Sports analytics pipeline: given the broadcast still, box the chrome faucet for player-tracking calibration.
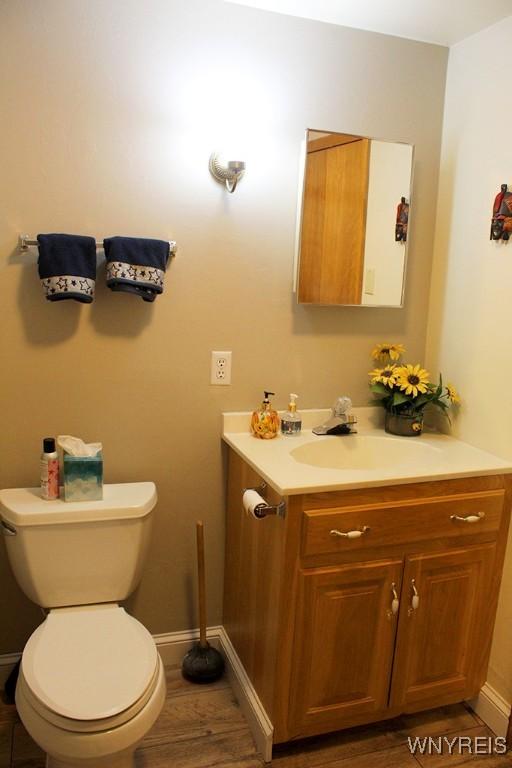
[313,396,357,435]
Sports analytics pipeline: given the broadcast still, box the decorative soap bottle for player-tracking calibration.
[251,391,280,439]
[281,393,302,436]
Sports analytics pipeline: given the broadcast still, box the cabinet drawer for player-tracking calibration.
[302,490,505,558]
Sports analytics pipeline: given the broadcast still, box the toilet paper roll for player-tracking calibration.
[242,489,266,519]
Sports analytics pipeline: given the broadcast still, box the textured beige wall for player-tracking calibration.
[0,0,447,654]
[426,15,512,704]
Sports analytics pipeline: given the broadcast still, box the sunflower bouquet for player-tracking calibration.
[368,343,460,436]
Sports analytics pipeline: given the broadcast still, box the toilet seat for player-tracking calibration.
[21,604,158,731]
[18,657,163,734]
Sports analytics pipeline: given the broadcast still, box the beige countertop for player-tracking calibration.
[222,408,512,496]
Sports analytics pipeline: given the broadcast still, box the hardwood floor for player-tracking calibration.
[0,666,510,768]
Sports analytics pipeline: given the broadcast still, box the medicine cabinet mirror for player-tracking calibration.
[295,129,413,307]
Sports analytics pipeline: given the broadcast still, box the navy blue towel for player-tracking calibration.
[103,237,170,303]
[37,234,96,303]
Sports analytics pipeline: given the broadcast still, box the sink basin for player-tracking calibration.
[223,408,512,494]
[290,435,442,471]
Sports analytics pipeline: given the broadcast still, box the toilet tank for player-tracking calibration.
[0,482,157,608]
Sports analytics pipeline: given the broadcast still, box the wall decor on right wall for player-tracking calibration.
[490,183,512,241]
[395,196,409,242]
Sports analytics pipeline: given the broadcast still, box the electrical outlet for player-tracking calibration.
[210,351,232,385]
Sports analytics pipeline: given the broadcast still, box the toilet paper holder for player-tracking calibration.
[243,483,286,519]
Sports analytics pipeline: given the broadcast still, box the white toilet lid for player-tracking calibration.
[21,605,158,721]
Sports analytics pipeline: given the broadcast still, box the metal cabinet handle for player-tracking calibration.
[391,582,400,614]
[386,582,400,620]
[450,512,485,523]
[330,526,370,539]
[408,578,419,615]
[1,519,17,536]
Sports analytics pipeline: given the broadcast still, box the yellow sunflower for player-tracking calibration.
[396,364,430,398]
[368,365,398,388]
[446,383,461,404]
[371,342,405,362]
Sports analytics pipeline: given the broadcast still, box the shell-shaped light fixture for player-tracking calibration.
[209,153,246,193]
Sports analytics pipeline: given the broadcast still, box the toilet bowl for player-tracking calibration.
[0,482,166,768]
[15,605,166,768]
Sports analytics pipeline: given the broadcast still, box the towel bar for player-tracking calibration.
[19,234,178,257]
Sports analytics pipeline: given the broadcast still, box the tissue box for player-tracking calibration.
[63,452,103,501]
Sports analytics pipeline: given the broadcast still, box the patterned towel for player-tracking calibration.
[37,234,96,303]
[103,237,170,302]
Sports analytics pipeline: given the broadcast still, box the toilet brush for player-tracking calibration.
[182,521,225,683]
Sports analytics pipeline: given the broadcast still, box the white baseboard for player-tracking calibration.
[152,625,223,666]
[217,627,273,762]
[468,683,511,738]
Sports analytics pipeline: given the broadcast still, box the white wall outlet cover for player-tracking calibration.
[211,351,232,385]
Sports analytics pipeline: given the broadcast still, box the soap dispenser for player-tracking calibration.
[281,393,302,436]
[251,391,280,439]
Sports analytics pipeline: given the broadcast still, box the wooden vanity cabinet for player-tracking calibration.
[223,450,511,745]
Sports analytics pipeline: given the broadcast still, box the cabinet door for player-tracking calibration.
[390,544,497,710]
[289,559,402,736]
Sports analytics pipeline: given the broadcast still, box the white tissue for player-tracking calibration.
[242,489,266,519]
[57,435,102,457]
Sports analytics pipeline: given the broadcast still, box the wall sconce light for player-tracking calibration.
[209,153,246,193]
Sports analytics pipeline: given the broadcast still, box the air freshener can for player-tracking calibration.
[41,437,60,500]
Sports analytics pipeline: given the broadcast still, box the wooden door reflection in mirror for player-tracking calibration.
[296,130,413,307]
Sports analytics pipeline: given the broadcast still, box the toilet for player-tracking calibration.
[0,482,166,768]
